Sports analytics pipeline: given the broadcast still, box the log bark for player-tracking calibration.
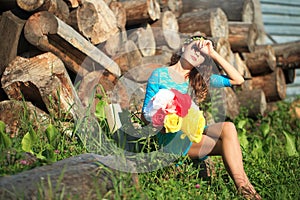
[223,87,240,119]
[233,53,252,90]
[0,11,26,76]
[228,22,258,52]
[120,0,160,26]
[24,11,121,77]
[16,0,45,11]
[17,0,70,22]
[252,67,287,102]
[97,2,126,57]
[124,51,171,83]
[63,0,79,8]
[0,100,49,136]
[213,37,232,64]
[128,24,156,56]
[109,0,127,30]
[178,8,228,39]
[77,70,116,115]
[158,0,183,17]
[237,89,267,118]
[255,41,300,69]
[151,10,181,50]
[117,39,143,74]
[243,45,276,76]
[68,0,119,45]
[182,0,255,23]
[1,52,83,119]
[101,29,127,57]
[0,153,139,200]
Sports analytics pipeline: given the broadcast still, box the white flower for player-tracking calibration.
[144,89,175,121]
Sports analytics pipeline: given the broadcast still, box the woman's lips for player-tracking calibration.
[191,55,197,61]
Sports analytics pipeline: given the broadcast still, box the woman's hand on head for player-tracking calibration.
[195,39,215,56]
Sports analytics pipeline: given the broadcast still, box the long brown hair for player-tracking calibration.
[169,35,213,104]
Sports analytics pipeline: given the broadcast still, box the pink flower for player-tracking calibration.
[152,108,166,127]
[19,160,29,165]
[195,183,200,189]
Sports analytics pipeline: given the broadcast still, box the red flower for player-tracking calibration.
[170,89,192,117]
[152,108,166,127]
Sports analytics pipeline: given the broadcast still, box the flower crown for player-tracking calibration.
[183,36,206,45]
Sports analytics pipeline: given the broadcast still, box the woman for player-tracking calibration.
[142,35,262,199]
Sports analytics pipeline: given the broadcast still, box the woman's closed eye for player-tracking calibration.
[191,44,201,56]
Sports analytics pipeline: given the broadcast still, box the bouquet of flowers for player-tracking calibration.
[144,88,206,143]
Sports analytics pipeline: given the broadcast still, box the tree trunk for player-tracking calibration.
[128,24,156,57]
[101,29,127,57]
[24,11,121,77]
[237,89,267,118]
[109,1,127,30]
[77,70,115,114]
[213,37,232,64]
[228,21,258,52]
[17,0,70,22]
[233,53,253,90]
[182,0,255,23]
[252,67,287,102]
[120,0,160,26]
[124,51,171,83]
[121,40,143,73]
[223,87,240,119]
[0,153,138,200]
[178,8,228,38]
[151,10,181,50]
[255,41,300,69]
[0,100,49,136]
[0,11,26,76]
[1,52,83,119]
[243,45,276,76]
[68,0,119,45]
[158,0,183,17]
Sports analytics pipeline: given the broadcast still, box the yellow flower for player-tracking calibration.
[181,108,206,143]
[164,114,183,133]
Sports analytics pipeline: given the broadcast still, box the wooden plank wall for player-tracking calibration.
[260,0,300,98]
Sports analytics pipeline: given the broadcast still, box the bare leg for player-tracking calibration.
[188,122,261,199]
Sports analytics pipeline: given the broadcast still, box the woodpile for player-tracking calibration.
[1,0,300,198]
[0,0,300,127]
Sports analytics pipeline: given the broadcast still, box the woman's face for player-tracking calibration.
[181,41,206,68]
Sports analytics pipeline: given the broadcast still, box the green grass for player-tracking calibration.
[0,98,299,200]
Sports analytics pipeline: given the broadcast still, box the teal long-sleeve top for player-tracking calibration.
[142,67,231,156]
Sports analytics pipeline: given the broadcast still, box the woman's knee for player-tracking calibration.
[222,122,238,138]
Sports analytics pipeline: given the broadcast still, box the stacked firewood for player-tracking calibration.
[0,0,300,133]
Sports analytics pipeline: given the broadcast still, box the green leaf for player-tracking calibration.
[237,119,247,129]
[36,151,46,160]
[21,132,35,154]
[283,131,299,157]
[251,140,263,159]
[95,100,107,120]
[46,124,59,145]
[238,132,249,150]
[0,120,5,133]
[260,122,270,137]
[0,121,12,148]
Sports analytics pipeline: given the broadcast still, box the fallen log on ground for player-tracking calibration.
[0,153,139,200]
